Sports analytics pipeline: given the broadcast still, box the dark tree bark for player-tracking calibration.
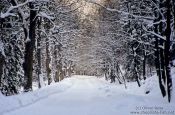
[54,45,59,82]
[159,0,166,85]
[59,60,64,81]
[132,47,141,87]
[153,0,166,97]
[143,50,146,80]
[0,53,5,87]
[165,0,173,102]
[155,38,166,97]
[37,17,42,88]
[153,0,173,102]
[114,63,122,84]
[0,19,4,88]
[54,43,60,82]
[115,73,122,84]
[46,36,52,85]
[23,2,37,92]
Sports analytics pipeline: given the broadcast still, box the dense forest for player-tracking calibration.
[0,0,175,103]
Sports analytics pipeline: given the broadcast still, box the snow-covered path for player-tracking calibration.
[2,75,175,115]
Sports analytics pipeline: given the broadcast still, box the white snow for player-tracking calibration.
[0,74,175,115]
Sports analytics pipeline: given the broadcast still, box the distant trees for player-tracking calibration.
[86,0,174,102]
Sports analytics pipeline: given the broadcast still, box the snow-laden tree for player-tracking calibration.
[0,0,81,94]
[150,0,174,102]
[0,0,26,95]
[85,0,174,102]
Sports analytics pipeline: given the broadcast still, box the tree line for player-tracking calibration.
[87,0,174,102]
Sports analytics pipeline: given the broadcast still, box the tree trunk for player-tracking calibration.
[155,38,166,97]
[37,17,42,88]
[58,61,64,81]
[23,2,37,92]
[46,37,52,85]
[165,0,172,102]
[159,1,166,85]
[117,64,127,89]
[143,51,146,80]
[54,46,60,82]
[0,54,5,87]
[132,47,141,87]
[153,0,166,97]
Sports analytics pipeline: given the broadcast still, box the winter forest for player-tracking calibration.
[0,0,175,115]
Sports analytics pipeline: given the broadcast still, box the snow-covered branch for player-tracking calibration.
[143,25,166,40]
[85,0,154,20]
[0,0,33,18]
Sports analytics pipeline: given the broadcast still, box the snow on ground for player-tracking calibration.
[0,74,175,115]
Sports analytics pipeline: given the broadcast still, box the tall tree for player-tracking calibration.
[23,2,37,91]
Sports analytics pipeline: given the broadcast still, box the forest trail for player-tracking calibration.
[3,75,175,115]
